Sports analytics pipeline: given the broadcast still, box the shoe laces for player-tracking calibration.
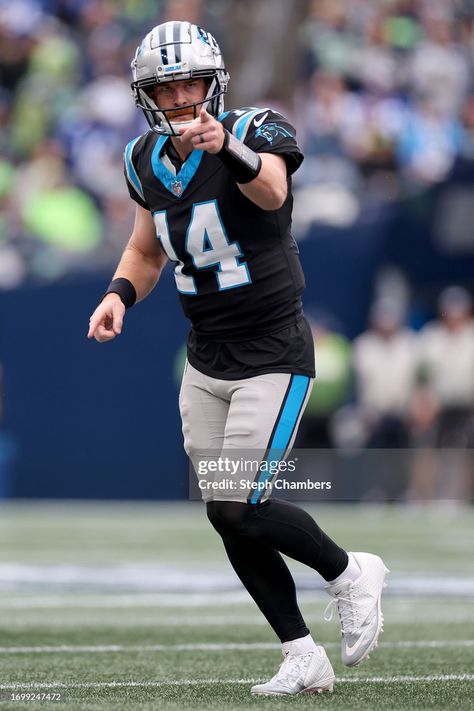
[274,651,312,687]
[324,588,360,634]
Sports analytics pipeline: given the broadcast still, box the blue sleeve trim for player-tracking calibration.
[233,108,270,142]
[124,136,146,202]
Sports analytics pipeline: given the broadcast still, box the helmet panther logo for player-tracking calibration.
[197,26,218,51]
[254,123,292,144]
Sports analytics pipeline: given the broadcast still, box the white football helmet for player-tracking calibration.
[131,21,229,136]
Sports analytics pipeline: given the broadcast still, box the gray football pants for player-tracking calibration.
[179,361,313,503]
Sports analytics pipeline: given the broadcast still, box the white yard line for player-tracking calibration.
[4,611,474,627]
[0,675,473,690]
[1,590,474,610]
[0,593,252,608]
[1,564,474,597]
[0,641,472,654]
[0,590,250,610]
[338,675,474,683]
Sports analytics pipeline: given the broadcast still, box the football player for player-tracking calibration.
[88,21,389,695]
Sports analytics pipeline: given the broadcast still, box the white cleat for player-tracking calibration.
[324,551,389,667]
[250,645,335,696]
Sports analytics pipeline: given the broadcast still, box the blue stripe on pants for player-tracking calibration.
[250,375,310,504]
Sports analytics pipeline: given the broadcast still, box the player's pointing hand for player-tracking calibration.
[199,107,212,124]
[179,107,225,154]
[87,293,125,342]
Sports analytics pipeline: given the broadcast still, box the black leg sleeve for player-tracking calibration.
[220,531,309,643]
[253,499,348,581]
[209,499,348,582]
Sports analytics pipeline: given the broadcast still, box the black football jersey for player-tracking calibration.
[124,107,315,379]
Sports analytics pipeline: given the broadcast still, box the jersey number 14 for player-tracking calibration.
[153,200,251,294]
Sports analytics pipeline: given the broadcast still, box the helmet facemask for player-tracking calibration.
[131,22,229,136]
[133,75,226,137]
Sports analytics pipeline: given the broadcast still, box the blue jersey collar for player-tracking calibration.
[151,135,204,198]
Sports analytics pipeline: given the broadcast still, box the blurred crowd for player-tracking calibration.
[1,0,474,283]
[294,0,474,226]
[297,285,474,502]
[0,0,165,286]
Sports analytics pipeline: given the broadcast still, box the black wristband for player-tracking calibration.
[216,129,262,184]
[102,278,137,309]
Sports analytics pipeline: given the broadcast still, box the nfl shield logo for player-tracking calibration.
[171,180,183,197]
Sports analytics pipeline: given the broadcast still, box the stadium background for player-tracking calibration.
[1,0,474,499]
[0,1,473,708]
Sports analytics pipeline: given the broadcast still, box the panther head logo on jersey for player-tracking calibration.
[255,123,293,144]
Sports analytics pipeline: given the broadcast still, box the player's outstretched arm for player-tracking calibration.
[87,205,168,343]
[180,108,287,211]
[235,152,287,211]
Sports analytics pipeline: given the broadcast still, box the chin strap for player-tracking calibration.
[166,119,193,137]
[162,95,213,136]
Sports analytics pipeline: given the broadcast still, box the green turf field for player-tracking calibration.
[0,502,472,710]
